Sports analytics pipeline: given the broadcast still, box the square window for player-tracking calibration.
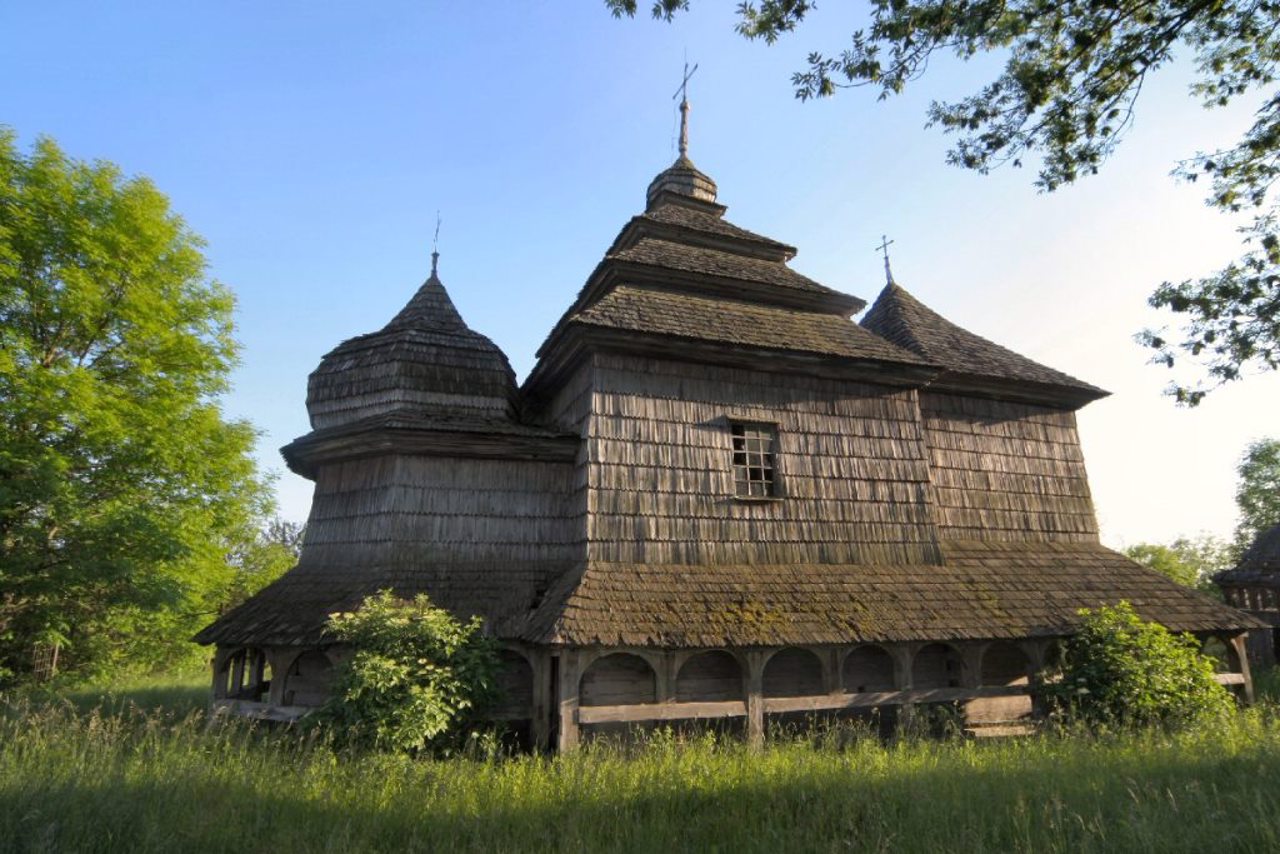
[730,422,778,498]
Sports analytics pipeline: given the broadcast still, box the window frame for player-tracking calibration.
[728,420,782,500]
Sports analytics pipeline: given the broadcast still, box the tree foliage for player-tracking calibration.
[1124,534,1234,593]
[1235,437,1280,549]
[607,0,1280,404]
[312,591,500,754]
[0,130,273,683]
[1048,601,1233,729]
[223,518,304,614]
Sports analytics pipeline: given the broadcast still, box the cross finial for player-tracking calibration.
[673,60,698,159]
[431,211,441,277]
[876,234,896,285]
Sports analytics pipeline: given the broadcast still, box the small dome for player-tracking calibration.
[646,156,718,209]
[305,265,517,431]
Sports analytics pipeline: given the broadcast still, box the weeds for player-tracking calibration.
[2,679,1280,853]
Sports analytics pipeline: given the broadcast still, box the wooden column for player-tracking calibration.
[210,648,230,700]
[266,647,301,707]
[1230,633,1255,704]
[230,651,246,697]
[557,649,581,753]
[530,650,553,752]
[960,644,983,690]
[745,649,767,748]
[821,647,841,695]
[656,651,677,703]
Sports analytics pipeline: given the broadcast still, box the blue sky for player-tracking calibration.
[4,1,1277,546]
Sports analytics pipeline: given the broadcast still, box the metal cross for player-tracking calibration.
[876,234,896,285]
[673,61,698,158]
[431,211,442,276]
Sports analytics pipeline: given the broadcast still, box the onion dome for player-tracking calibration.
[305,253,517,430]
[646,155,719,209]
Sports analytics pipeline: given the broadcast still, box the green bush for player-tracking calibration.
[310,590,500,754]
[1049,601,1233,729]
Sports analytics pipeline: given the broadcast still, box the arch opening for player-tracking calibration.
[980,642,1030,687]
[912,643,962,690]
[676,651,743,702]
[283,650,333,707]
[218,647,271,702]
[763,648,824,698]
[842,645,896,694]
[580,653,657,707]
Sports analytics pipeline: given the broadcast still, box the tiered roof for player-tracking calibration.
[1217,523,1280,587]
[198,147,1254,653]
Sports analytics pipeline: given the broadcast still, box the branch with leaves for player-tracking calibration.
[608,0,1280,404]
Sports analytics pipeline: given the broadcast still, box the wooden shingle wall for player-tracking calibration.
[539,359,596,552]
[920,392,1099,543]
[581,354,942,565]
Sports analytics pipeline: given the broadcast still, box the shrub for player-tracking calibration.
[1048,601,1233,729]
[310,590,500,754]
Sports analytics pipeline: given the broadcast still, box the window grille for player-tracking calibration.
[731,422,777,497]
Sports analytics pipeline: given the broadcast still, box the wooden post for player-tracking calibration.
[656,650,676,703]
[821,647,841,695]
[745,649,766,748]
[892,643,916,732]
[960,644,983,690]
[557,649,581,752]
[531,650,553,752]
[230,650,246,697]
[211,648,230,700]
[1230,633,1255,704]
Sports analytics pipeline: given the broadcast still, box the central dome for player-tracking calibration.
[646,156,718,209]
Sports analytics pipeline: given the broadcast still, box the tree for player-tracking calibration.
[0,130,273,683]
[223,518,304,614]
[1124,535,1233,592]
[1048,601,1233,729]
[608,0,1280,404]
[1235,437,1280,550]
[311,591,500,754]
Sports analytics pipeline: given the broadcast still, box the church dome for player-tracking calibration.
[645,156,718,209]
[305,254,517,430]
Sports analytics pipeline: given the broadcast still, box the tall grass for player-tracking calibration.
[3,684,1280,853]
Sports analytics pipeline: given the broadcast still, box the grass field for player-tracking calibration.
[3,676,1280,853]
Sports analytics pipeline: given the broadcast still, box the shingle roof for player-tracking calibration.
[305,270,518,431]
[635,200,795,259]
[571,286,929,365]
[194,558,567,648]
[1217,523,1280,586]
[517,540,1256,648]
[861,282,1106,400]
[610,237,834,296]
[197,540,1255,649]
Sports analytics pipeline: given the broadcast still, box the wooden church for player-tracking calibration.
[198,102,1256,747]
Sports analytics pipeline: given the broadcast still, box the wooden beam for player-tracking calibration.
[763,685,1029,714]
[1213,672,1248,686]
[578,700,746,724]
[573,685,1036,725]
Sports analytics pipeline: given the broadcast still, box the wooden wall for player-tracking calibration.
[919,392,1099,543]
[304,455,578,566]
[579,354,941,565]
